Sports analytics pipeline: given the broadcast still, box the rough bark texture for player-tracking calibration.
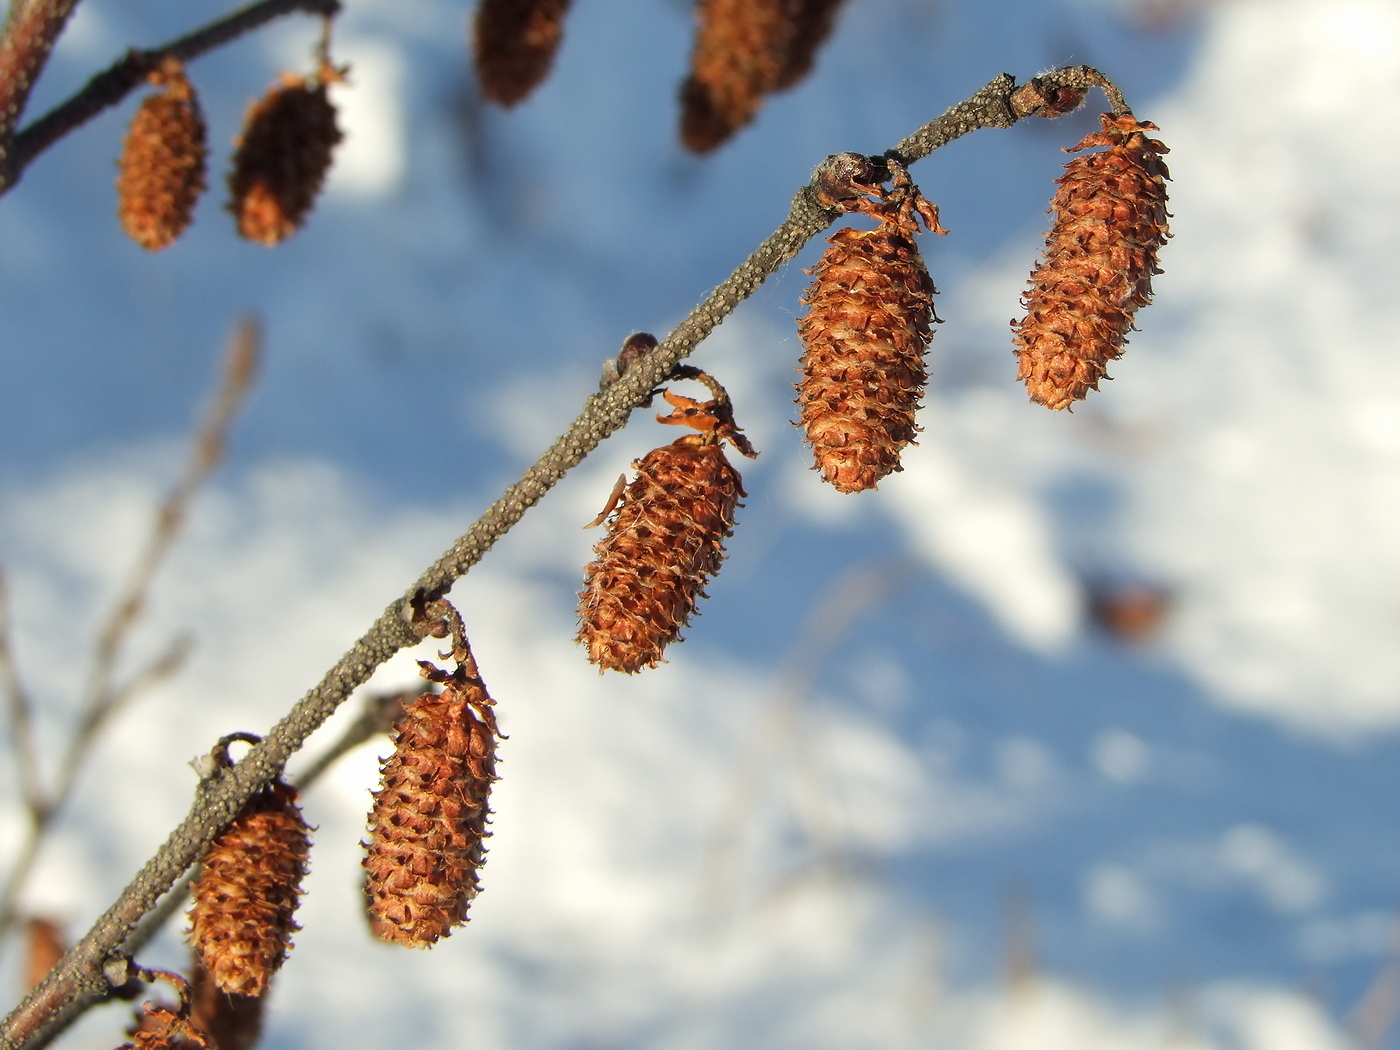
[473,0,572,107]
[578,436,745,672]
[1012,112,1170,409]
[363,654,499,947]
[227,70,341,245]
[187,780,309,997]
[116,58,207,250]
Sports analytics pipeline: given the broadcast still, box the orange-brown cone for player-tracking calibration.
[363,650,499,947]
[22,917,65,992]
[773,0,848,90]
[116,57,207,251]
[227,69,343,246]
[796,191,941,493]
[1012,113,1170,409]
[186,960,263,1050]
[680,0,793,152]
[187,779,309,997]
[579,433,747,673]
[473,0,572,107]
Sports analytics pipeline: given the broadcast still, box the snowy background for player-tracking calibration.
[3,0,1400,1047]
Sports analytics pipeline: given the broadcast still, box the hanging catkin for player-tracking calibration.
[227,65,343,246]
[1012,113,1170,409]
[186,961,262,1050]
[187,778,309,996]
[578,375,758,673]
[473,0,572,107]
[796,166,944,493]
[363,627,499,947]
[116,57,207,251]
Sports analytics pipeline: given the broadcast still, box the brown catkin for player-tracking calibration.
[1012,113,1170,410]
[680,0,793,152]
[227,69,343,246]
[773,0,848,90]
[473,0,572,107]
[363,652,499,947]
[578,434,746,672]
[796,193,940,493]
[187,961,263,1050]
[187,779,309,997]
[116,57,207,251]
[23,917,65,992]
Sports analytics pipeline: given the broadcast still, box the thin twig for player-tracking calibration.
[0,322,258,950]
[0,68,1127,1050]
[0,0,341,193]
[0,568,43,820]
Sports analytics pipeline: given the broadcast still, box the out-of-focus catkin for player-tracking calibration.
[363,635,499,947]
[187,778,309,997]
[578,378,758,672]
[796,168,943,493]
[473,0,572,107]
[227,65,343,246]
[1012,113,1170,410]
[116,57,207,251]
[680,0,847,152]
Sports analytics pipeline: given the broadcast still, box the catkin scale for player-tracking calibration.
[1012,113,1170,409]
[363,655,499,947]
[578,434,746,673]
[796,196,939,493]
[122,1002,210,1050]
[116,58,207,251]
[473,0,572,107]
[187,780,309,997]
[227,70,342,245]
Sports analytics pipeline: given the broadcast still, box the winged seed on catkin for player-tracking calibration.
[116,57,207,251]
[362,651,499,947]
[187,779,309,997]
[795,175,943,493]
[1012,112,1170,410]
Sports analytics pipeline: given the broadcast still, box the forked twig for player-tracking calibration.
[0,67,1129,1050]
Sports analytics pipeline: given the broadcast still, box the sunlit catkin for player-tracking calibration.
[187,779,309,996]
[473,0,572,107]
[578,379,757,672]
[1012,113,1170,409]
[796,170,943,493]
[363,643,499,947]
[116,57,207,251]
[227,66,343,245]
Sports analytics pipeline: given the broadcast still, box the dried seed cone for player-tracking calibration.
[579,437,745,672]
[1012,113,1170,410]
[680,0,793,152]
[187,780,309,997]
[227,71,342,245]
[187,962,263,1050]
[363,658,499,947]
[116,58,207,251]
[796,215,937,493]
[473,0,572,107]
[773,0,848,90]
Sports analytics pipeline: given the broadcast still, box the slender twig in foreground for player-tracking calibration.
[0,0,341,193]
[0,67,1126,1050]
[0,569,43,819]
[0,321,259,949]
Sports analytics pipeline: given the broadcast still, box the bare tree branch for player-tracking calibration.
[0,67,1126,1050]
[0,0,341,194]
[0,0,83,181]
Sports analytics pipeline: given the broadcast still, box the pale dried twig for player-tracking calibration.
[0,569,43,820]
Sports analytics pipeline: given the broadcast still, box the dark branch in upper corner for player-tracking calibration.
[0,66,1129,1050]
[0,0,340,195]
